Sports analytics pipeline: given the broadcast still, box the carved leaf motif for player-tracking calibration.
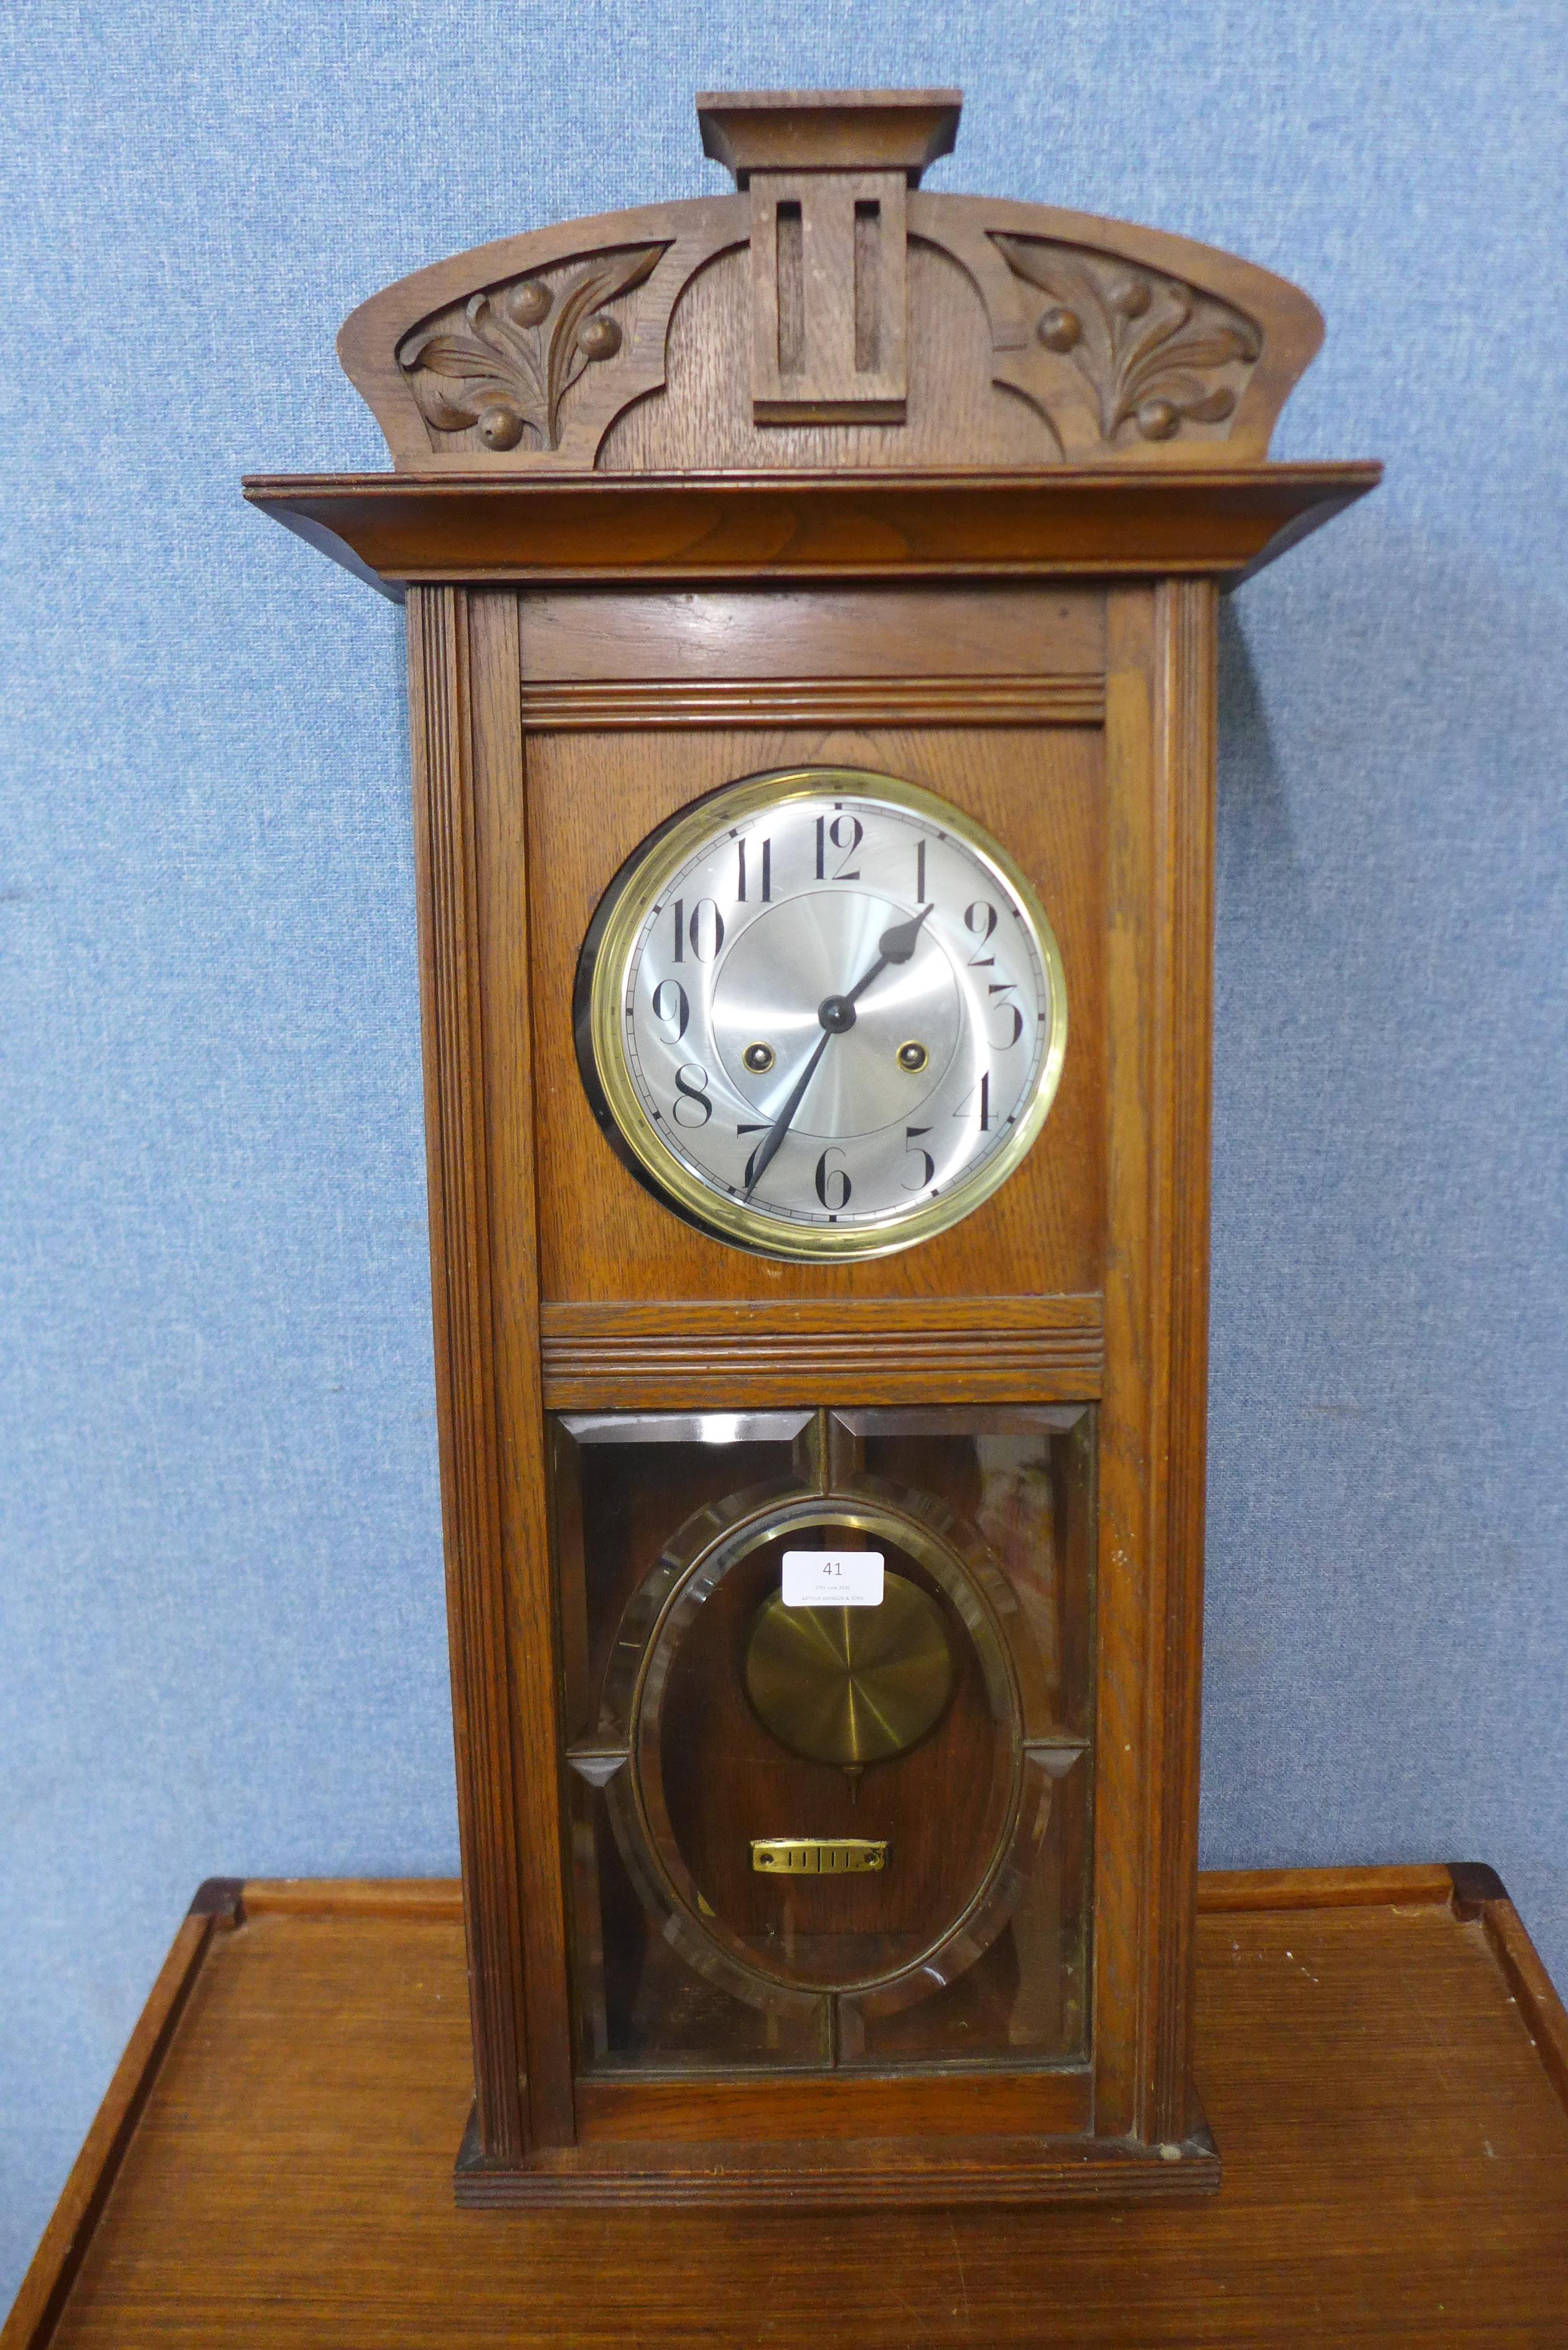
[418,380,515,431]
[399,243,664,453]
[411,335,505,376]
[1176,385,1240,423]
[1132,329,1257,377]
[994,236,1261,447]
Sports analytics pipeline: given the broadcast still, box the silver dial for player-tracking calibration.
[578,769,1068,1260]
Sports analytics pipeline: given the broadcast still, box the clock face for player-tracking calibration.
[576,768,1068,1260]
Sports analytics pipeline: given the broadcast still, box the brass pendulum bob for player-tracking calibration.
[744,1571,954,1769]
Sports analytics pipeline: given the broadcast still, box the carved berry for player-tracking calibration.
[477,405,525,450]
[1134,396,1181,441]
[576,314,622,360]
[506,281,551,327]
[1113,279,1152,318]
[1037,305,1082,352]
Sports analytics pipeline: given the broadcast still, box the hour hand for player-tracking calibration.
[844,901,934,1009]
[877,903,934,967]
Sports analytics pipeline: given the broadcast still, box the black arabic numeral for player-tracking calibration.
[903,1125,935,1189]
[815,812,862,881]
[671,897,684,964]
[814,1148,852,1210]
[954,1072,994,1130]
[737,836,772,902]
[673,1065,712,1127]
[988,981,1024,1047]
[965,900,998,966]
[687,897,725,962]
[650,978,689,1041]
[915,838,928,902]
[738,1123,768,1187]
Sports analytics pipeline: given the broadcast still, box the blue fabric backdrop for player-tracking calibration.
[2,0,1564,2300]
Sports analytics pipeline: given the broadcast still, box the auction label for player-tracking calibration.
[782,1550,885,1608]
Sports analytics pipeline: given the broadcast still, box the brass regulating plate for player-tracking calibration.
[751,1838,887,1874]
[744,1571,954,1767]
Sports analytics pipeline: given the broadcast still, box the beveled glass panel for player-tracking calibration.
[836,1406,1095,1739]
[554,1405,1096,2078]
[552,1410,808,1744]
[839,1749,1090,2065]
[567,1766,831,2070]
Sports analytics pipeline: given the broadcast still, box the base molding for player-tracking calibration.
[452,2102,1220,2209]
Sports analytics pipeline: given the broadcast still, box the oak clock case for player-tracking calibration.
[575,767,1069,1259]
[246,85,1377,2207]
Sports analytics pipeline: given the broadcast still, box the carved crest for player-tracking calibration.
[337,91,1323,473]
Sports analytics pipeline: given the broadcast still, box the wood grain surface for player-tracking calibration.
[406,587,530,2160]
[516,675,1108,729]
[9,1866,1568,2349]
[538,1294,1105,1407]
[243,465,1381,599]
[465,589,578,2148]
[516,584,1106,682]
[1150,579,1218,2143]
[1087,583,1217,2149]
[0,1891,236,2350]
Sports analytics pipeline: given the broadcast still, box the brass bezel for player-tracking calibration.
[579,767,1070,1262]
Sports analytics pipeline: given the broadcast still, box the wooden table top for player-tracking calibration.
[7,1864,1568,2348]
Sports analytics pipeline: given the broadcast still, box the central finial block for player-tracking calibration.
[695,89,961,184]
[697,89,961,424]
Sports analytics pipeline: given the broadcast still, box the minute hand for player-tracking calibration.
[742,903,933,1202]
[742,1028,833,1200]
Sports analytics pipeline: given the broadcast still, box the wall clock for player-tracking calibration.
[248,87,1377,2207]
[576,766,1068,1257]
